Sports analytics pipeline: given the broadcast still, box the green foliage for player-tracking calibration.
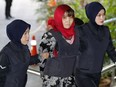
[103,0,116,19]
[68,0,88,22]
[102,0,116,46]
[35,0,116,22]
[35,0,116,59]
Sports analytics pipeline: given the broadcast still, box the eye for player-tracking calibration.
[102,13,105,16]
[62,16,66,19]
[24,30,29,35]
[97,14,101,17]
[69,16,73,19]
[24,32,27,35]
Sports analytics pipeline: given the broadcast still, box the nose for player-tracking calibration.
[26,34,29,40]
[100,16,103,19]
[65,17,71,23]
[66,16,71,20]
[100,15,105,20]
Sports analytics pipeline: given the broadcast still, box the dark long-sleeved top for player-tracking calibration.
[0,41,39,87]
[77,22,116,73]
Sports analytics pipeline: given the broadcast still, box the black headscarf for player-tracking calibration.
[6,19,31,47]
[85,2,106,23]
[85,2,106,41]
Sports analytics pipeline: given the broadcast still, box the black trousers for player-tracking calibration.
[5,0,13,18]
[75,70,101,87]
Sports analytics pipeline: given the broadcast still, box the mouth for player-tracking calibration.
[101,20,104,23]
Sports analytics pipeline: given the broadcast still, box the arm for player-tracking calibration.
[106,32,116,63]
[0,52,10,86]
[39,32,56,60]
[38,31,56,71]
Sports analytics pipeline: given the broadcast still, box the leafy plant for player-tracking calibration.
[35,0,116,62]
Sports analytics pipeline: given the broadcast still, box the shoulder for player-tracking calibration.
[103,25,109,30]
[102,25,110,33]
[0,43,11,54]
[0,51,9,63]
[75,23,88,29]
[75,23,89,37]
[0,43,10,65]
[0,42,18,58]
[76,23,88,32]
[80,23,89,29]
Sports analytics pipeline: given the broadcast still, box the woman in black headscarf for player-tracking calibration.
[75,2,116,87]
[0,19,37,87]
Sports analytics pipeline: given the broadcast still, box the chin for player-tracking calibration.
[22,43,28,45]
[98,23,103,26]
[65,27,70,29]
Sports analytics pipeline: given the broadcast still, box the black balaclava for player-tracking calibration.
[6,19,31,47]
[85,2,106,24]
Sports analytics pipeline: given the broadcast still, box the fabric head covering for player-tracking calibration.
[47,17,55,29]
[85,2,106,23]
[54,4,75,39]
[6,19,31,46]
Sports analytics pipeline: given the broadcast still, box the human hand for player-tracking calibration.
[41,52,49,59]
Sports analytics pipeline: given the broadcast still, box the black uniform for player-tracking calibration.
[75,22,116,87]
[0,19,40,87]
[75,2,116,87]
[0,42,30,87]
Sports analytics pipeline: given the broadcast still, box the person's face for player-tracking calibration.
[95,9,105,25]
[21,28,30,45]
[62,12,74,29]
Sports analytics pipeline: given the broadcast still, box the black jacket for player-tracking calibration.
[0,42,39,87]
[76,22,116,73]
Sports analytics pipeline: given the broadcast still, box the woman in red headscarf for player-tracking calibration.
[38,4,79,87]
